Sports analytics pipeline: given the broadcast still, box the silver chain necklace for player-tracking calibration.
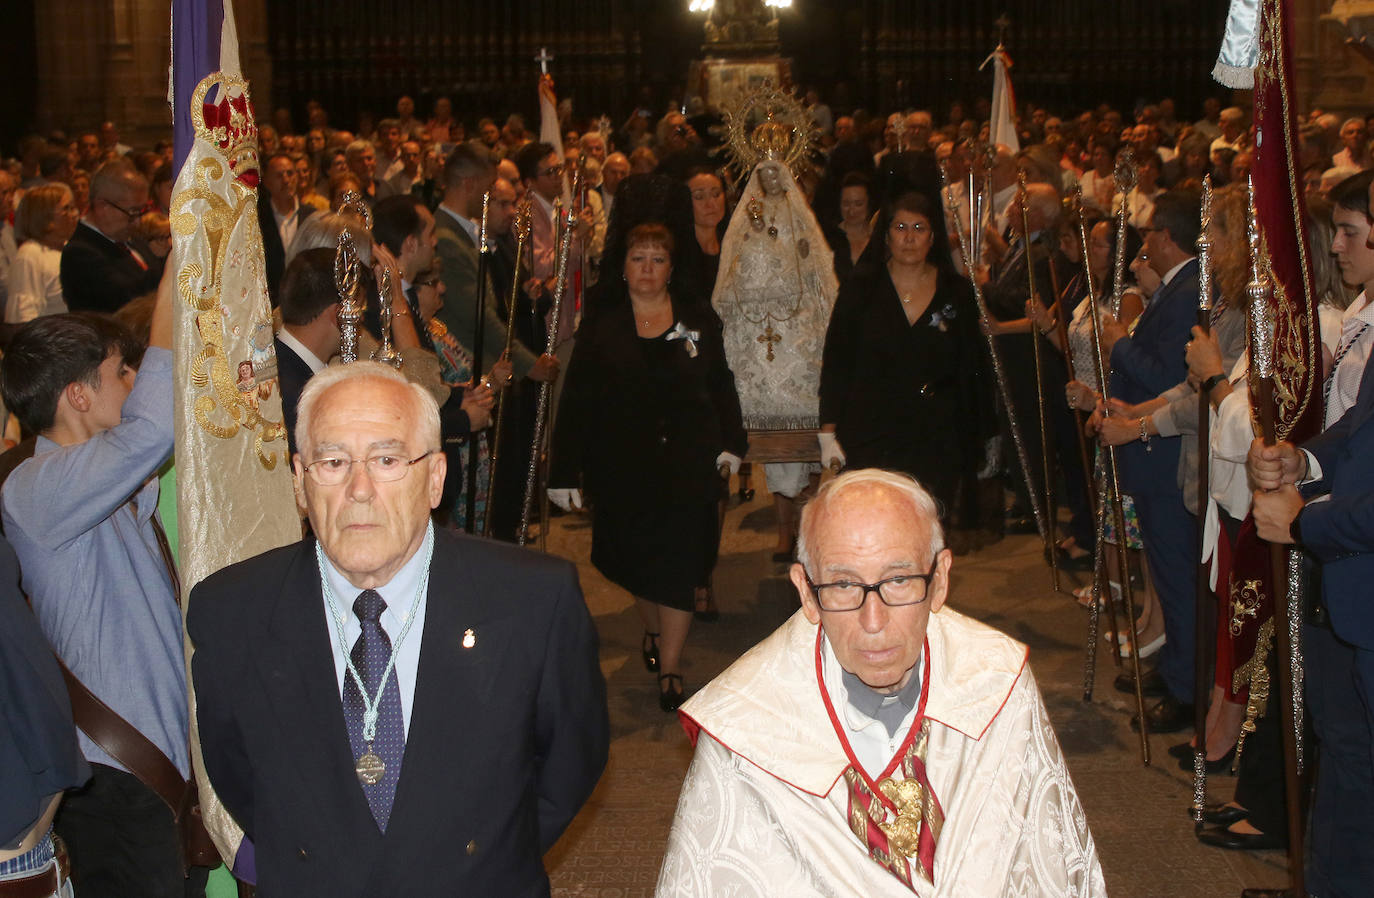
[317,522,434,784]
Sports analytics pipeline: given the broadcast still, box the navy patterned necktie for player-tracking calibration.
[342,588,406,830]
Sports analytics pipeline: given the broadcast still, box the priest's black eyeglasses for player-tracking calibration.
[802,557,940,612]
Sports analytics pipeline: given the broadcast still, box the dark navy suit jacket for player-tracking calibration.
[0,534,90,846]
[272,336,314,458]
[1301,354,1374,649]
[257,196,315,303]
[60,222,160,314]
[188,530,609,897]
[1109,258,1199,495]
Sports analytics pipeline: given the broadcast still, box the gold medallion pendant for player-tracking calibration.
[356,747,386,786]
[877,776,925,858]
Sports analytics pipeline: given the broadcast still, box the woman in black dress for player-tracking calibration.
[681,167,755,509]
[683,166,727,292]
[823,170,875,284]
[819,191,990,522]
[550,223,747,712]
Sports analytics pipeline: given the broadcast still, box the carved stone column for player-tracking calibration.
[33,0,272,147]
[1294,0,1372,116]
[236,0,274,124]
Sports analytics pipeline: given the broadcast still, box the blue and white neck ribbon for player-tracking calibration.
[666,321,701,358]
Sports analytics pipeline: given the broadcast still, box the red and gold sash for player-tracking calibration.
[816,630,944,890]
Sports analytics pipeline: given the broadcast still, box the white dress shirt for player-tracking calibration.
[319,522,433,740]
[272,197,303,253]
[820,634,921,780]
[5,240,67,323]
[1077,170,1115,213]
[1323,291,1374,429]
[1125,186,1162,230]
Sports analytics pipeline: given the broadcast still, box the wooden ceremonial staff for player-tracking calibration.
[465,191,491,534]
[518,161,583,548]
[1244,176,1306,897]
[1191,175,1214,826]
[1017,170,1060,592]
[483,199,533,537]
[1075,185,1150,764]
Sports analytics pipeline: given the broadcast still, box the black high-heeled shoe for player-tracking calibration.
[1175,743,1237,775]
[642,632,660,673]
[659,673,685,712]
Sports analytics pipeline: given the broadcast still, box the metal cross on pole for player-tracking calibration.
[535,46,554,75]
[994,13,1011,46]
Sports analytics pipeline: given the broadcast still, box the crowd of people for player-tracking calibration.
[2,81,1372,897]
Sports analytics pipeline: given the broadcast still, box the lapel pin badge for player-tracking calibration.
[462,628,476,649]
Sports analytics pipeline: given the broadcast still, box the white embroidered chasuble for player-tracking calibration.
[655,608,1106,897]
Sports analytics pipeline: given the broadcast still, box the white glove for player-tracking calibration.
[977,435,1002,481]
[817,432,845,472]
[547,488,583,512]
[715,451,742,477]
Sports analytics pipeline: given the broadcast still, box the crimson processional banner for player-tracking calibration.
[1215,0,1320,749]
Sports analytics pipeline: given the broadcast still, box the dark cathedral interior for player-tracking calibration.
[3,2,1374,897]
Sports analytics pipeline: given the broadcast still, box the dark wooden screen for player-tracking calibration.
[266,0,1235,130]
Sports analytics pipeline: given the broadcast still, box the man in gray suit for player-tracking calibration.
[432,144,558,387]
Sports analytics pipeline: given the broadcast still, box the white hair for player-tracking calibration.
[796,469,945,575]
[345,139,375,161]
[285,211,372,268]
[294,361,439,457]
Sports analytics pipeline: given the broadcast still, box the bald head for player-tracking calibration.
[88,158,149,241]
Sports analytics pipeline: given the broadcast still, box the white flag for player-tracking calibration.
[981,46,1020,154]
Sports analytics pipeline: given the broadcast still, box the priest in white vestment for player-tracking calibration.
[656,469,1105,897]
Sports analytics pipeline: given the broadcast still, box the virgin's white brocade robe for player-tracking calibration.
[655,608,1106,897]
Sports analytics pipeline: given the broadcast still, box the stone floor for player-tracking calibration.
[540,490,1291,897]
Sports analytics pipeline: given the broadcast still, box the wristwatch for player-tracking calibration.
[1201,372,1227,394]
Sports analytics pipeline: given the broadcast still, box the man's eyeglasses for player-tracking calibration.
[803,557,941,612]
[413,274,441,288]
[301,450,438,485]
[101,198,153,221]
[539,164,565,178]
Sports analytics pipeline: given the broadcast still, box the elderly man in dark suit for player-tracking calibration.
[257,153,316,302]
[188,361,608,896]
[60,158,160,313]
[1096,188,1202,733]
